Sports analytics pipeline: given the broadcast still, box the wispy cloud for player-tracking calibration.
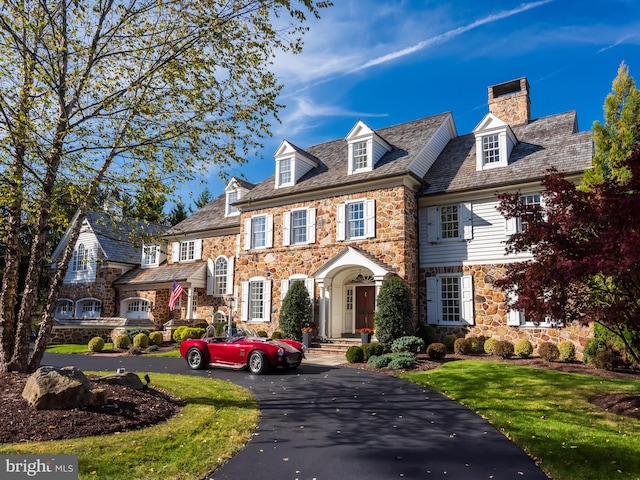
[597,34,638,53]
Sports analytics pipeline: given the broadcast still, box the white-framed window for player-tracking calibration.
[243,214,273,250]
[283,208,316,246]
[226,190,239,216]
[124,299,151,319]
[346,288,353,310]
[280,276,315,304]
[426,274,473,325]
[142,244,159,267]
[336,199,375,241]
[172,239,202,263]
[482,134,500,165]
[504,194,543,235]
[353,141,368,171]
[191,292,198,315]
[213,310,227,323]
[206,256,234,296]
[506,287,558,328]
[241,277,272,323]
[426,203,473,242]
[56,299,73,318]
[278,157,292,186]
[72,243,88,271]
[77,299,102,318]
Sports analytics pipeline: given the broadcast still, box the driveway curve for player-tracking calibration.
[43,353,548,480]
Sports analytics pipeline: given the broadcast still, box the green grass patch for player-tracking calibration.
[401,360,640,480]
[147,349,181,358]
[0,373,259,480]
[46,343,114,354]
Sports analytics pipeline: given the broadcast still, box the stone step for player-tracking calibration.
[306,337,365,356]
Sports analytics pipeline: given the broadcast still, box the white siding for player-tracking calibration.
[64,229,99,284]
[408,117,455,178]
[372,138,389,166]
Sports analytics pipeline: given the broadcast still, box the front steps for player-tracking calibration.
[306,337,366,356]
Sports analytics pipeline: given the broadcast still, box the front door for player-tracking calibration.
[355,286,375,331]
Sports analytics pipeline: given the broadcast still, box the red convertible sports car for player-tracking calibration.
[179,328,306,374]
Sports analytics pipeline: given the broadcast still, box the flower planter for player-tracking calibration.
[360,333,371,344]
[303,331,313,348]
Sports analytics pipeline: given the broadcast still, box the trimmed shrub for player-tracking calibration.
[426,342,447,360]
[443,335,457,352]
[88,337,105,352]
[391,336,425,354]
[538,342,560,362]
[484,337,498,355]
[271,331,283,339]
[493,340,514,359]
[182,328,205,340]
[593,350,615,371]
[583,337,607,364]
[367,354,392,369]
[467,337,481,354]
[415,323,435,348]
[114,334,131,349]
[453,338,472,355]
[124,328,150,341]
[346,345,364,363]
[362,342,384,361]
[280,280,313,342]
[374,276,414,350]
[133,333,149,348]
[148,331,164,346]
[388,352,417,370]
[172,326,189,343]
[558,341,576,362]
[514,339,533,358]
[147,344,159,352]
[257,330,268,338]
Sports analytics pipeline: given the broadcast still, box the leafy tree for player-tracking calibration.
[583,62,640,188]
[0,0,329,373]
[374,276,414,350]
[497,144,640,365]
[279,280,313,342]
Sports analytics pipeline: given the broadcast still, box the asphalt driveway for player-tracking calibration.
[43,353,549,480]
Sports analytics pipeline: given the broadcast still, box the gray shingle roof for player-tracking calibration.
[113,261,206,285]
[422,111,592,195]
[86,211,170,264]
[166,193,240,237]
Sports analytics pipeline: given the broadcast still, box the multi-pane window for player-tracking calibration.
[291,210,307,244]
[251,216,267,249]
[80,300,101,317]
[346,288,353,310]
[214,257,228,295]
[279,158,292,185]
[73,244,88,271]
[227,190,239,216]
[192,292,198,315]
[519,194,542,231]
[180,240,196,261]
[440,205,459,239]
[143,245,158,266]
[482,134,500,164]
[127,300,150,313]
[347,201,365,239]
[353,141,368,170]
[249,281,264,321]
[440,276,461,322]
[56,300,73,317]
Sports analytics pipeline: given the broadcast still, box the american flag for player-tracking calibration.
[168,280,184,311]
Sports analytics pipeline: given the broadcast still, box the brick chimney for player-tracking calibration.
[488,77,530,126]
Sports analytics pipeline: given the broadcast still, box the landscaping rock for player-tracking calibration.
[94,372,145,390]
[21,366,107,410]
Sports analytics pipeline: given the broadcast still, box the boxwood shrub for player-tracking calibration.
[346,345,364,363]
[558,341,576,362]
[133,333,149,348]
[493,340,514,359]
[148,331,164,346]
[362,342,384,361]
[453,338,472,355]
[114,333,131,349]
[484,337,498,355]
[88,337,105,352]
[538,342,560,362]
[514,339,533,358]
[426,342,447,360]
[443,334,457,352]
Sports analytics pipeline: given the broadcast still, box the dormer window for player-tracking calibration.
[225,177,251,217]
[142,244,159,268]
[278,157,293,186]
[345,120,391,175]
[273,141,318,189]
[482,134,500,164]
[226,190,239,216]
[472,113,517,171]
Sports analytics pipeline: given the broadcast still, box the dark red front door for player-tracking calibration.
[355,286,375,330]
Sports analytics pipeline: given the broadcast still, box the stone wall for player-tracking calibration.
[58,263,125,317]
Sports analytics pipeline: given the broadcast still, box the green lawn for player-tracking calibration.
[0,373,259,480]
[402,360,640,480]
[46,343,114,354]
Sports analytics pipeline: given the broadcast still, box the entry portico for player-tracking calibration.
[313,246,395,339]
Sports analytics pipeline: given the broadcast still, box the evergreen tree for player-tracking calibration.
[192,188,213,211]
[166,201,188,226]
[374,276,414,350]
[279,280,312,342]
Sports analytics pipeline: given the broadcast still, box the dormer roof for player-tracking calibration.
[273,140,320,188]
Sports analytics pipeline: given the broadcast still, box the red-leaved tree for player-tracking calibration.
[497,146,640,366]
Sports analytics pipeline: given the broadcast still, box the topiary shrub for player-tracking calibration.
[388,352,417,370]
[538,342,560,362]
[514,339,533,358]
[148,331,164,346]
[484,337,498,355]
[181,327,205,340]
[443,334,457,352]
[346,345,364,363]
[271,331,283,339]
[467,337,481,354]
[493,340,514,359]
[374,276,414,350]
[114,333,131,349]
[367,354,392,369]
[593,350,615,371]
[257,330,268,338]
[453,338,472,355]
[415,323,435,348]
[133,333,149,348]
[362,342,384,361]
[583,337,607,364]
[172,326,189,343]
[391,336,425,354]
[147,344,159,352]
[279,280,313,342]
[558,341,576,362]
[426,342,447,360]
[88,337,105,352]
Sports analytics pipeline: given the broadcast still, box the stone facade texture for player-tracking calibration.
[488,78,531,126]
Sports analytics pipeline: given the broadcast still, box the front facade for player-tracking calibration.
[52,77,595,354]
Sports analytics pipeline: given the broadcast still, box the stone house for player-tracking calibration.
[51,77,594,354]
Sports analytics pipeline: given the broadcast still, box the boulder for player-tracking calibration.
[94,372,145,390]
[22,366,107,410]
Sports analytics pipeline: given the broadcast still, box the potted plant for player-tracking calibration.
[302,325,314,348]
[360,327,374,344]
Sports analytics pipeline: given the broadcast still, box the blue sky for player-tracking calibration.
[182,0,640,206]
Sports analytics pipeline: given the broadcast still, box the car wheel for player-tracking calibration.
[186,347,205,370]
[248,351,269,375]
